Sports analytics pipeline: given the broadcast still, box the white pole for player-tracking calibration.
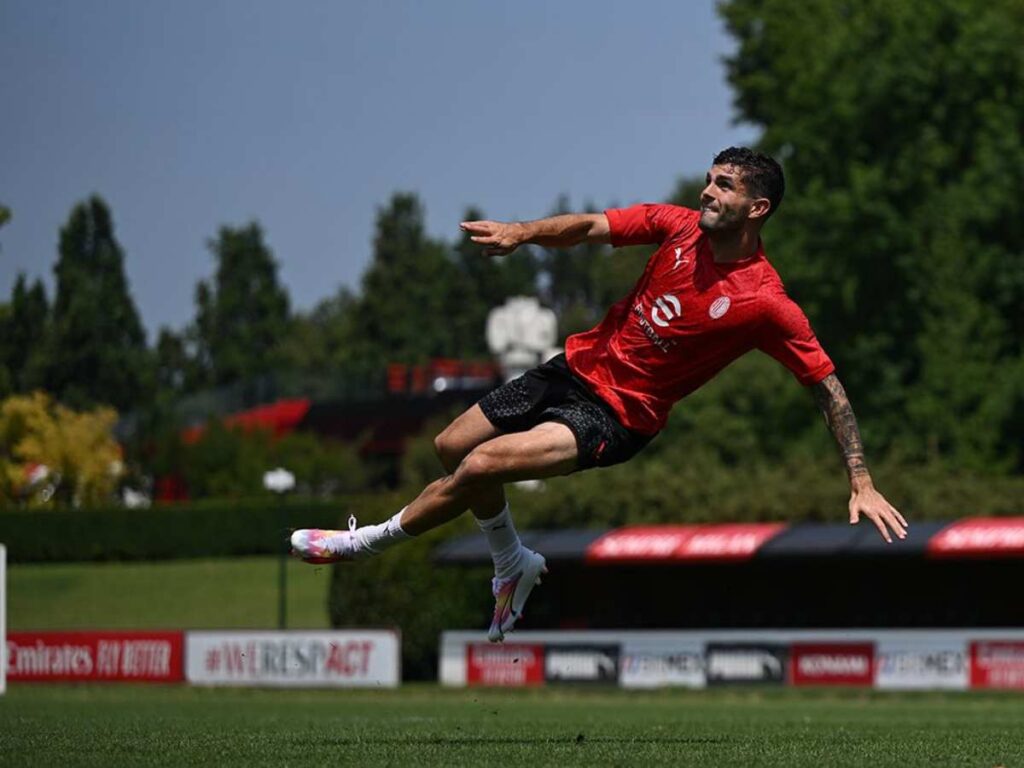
[0,544,6,695]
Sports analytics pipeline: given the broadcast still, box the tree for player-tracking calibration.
[533,196,615,338]
[0,391,122,507]
[0,275,48,395]
[192,222,290,387]
[720,0,1024,467]
[448,205,540,357]
[274,287,360,376]
[348,193,463,367]
[43,196,150,410]
[0,204,10,251]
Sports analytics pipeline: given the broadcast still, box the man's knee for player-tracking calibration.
[433,429,466,474]
[453,446,503,487]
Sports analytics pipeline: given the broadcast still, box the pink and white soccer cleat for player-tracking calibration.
[290,515,362,564]
[488,548,548,643]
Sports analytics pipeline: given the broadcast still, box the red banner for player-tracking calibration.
[790,643,874,686]
[927,517,1024,558]
[7,631,184,683]
[970,641,1024,689]
[586,523,786,563]
[466,643,544,687]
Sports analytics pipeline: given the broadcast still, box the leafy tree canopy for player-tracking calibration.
[721,0,1024,469]
[44,196,150,411]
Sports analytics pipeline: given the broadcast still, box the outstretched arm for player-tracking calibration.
[811,373,908,543]
[460,213,610,256]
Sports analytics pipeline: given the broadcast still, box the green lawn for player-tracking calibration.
[1,685,1022,767]
[6,556,332,630]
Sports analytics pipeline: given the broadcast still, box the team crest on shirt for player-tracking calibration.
[709,296,731,319]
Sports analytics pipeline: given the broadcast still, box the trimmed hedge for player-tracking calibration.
[0,494,406,563]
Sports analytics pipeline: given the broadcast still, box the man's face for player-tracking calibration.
[698,164,756,233]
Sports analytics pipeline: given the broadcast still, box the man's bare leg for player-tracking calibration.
[290,416,577,641]
[432,404,507,522]
[291,402,577,601]
[408,419,577,642]
[400,420,578,535]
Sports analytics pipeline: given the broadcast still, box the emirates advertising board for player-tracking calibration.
[186,631,399,688]
[6,631,184,683]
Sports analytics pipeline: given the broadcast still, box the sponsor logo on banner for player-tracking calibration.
[927,517,1024,558]
[586,524,785,564]
[706,643,787,685]
[683,524,786,560]
[544,645,619,684]
[620,648,705,689]
[186,631,399,687]
[875,640,967,690]
[790,643,873,686]
[7,631,183,683]
[970,641,1024,689]
[467,643,544,687]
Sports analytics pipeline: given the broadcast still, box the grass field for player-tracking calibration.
[6,556,333,630]
[1,685,1022,767]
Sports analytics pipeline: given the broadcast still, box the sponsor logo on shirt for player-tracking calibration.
[632,303,675,353]
[709,296,731,319]
[651,293,681,328]
[671,247,688,271]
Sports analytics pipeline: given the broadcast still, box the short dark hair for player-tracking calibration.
[712,147,785,219]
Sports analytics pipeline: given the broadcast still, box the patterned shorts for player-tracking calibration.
[477,354,655,470]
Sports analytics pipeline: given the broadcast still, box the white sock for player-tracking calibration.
[476,504,524,579]
[354,508,412,555]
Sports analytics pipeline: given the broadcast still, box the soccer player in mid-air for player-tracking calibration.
[291,147,908,642]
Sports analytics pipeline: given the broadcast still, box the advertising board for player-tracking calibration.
[586,524,785,564]
[790,643,874,686]
[874,637,968,690]
[442,630,1024,691]
[619,639,705,689]
[970,641,1024,690]
[705,643,788,686]
[466,642,544,686]
[6,631,183,683]
[544,644,619,684]
[0,546,5,695]
[186,631,399,688]
[927,518,1024,558]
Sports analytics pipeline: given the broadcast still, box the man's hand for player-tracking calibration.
[811,373,909,543]
[460,220,525,256]
[462,213,610,255]
[849,478,908,543]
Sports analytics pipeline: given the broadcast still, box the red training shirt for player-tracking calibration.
[564,204,835,435]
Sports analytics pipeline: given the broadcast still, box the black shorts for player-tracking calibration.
[477,354,655,470]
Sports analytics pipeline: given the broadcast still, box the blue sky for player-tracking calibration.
[0,0,756,336]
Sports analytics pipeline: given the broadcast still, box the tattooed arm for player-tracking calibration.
[811,373,908,543]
